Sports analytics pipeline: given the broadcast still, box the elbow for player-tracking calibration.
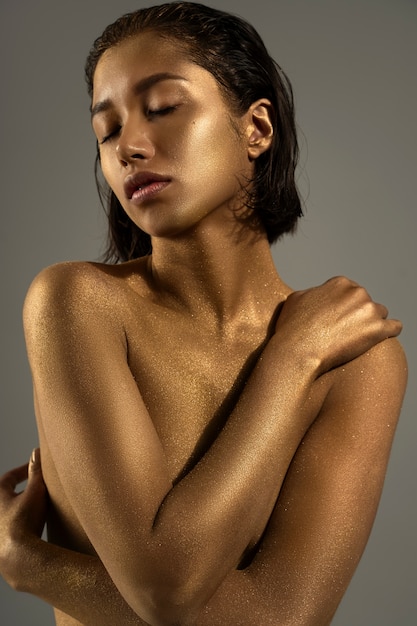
[148,584,205,626]
[118,545,211,625]
[128,575,205,626]
[145,601,200,626]
[102,574,200,626]
[137,596,201,626]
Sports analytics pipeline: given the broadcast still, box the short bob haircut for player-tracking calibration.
[85,1,303,263]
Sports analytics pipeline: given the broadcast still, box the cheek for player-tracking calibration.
[181,118,248,183]
[99,153,120,193]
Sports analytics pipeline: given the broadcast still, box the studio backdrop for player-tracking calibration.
[1,1,415,624]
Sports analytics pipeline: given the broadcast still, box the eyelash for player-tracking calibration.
[100,127,121,145]
[147,105,177,119]
[99,106,177,145]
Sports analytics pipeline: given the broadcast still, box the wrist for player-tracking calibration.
[268,333,322,380]
[4,533,45,593]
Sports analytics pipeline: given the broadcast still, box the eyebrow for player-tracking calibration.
[90,72,187,119]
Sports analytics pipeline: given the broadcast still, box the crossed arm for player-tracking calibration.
[0,264,407,625]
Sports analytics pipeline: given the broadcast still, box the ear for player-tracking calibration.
[246,99,274,160]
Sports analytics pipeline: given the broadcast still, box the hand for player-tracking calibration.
[275,276,402,375]
[0,449,48,589]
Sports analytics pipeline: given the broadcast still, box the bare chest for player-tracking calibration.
[124,309,267,482]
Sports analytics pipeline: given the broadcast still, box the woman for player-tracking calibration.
[0,3,407,625]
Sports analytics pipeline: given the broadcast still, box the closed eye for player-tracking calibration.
[99,126,121,145]
[147,105,178,119]
[99,105,178,143]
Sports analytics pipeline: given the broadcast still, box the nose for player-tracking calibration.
[116,121,155,166]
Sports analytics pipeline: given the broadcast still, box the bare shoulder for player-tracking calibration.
[23,264,124,359]
[24,261,117,307]
[334,337,407,395]
[23,259,149,327]
[322,337,408,443]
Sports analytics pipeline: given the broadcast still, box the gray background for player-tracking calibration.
[1,0,415,624]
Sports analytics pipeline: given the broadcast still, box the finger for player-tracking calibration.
[324,275,360,289]
[27,448,46,488]
[0,464,29,492]
[374,302,389,319]
[383,318,403,338]
[26,448,47,495]
[28,448,42,476]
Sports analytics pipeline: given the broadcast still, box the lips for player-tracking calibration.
[123,171,171,200]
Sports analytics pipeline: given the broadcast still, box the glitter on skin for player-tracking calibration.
[0,27,407,626]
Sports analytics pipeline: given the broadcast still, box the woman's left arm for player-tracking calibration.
[200,337,408,625]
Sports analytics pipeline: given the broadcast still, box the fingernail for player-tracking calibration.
[31,448,40,466]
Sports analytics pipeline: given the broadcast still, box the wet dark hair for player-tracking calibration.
[85,1,303,263]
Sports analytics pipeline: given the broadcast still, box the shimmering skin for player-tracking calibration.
[0,33,407,626]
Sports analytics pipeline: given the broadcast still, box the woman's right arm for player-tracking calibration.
[22,264,401,625]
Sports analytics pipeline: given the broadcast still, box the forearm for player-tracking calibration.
[41,340,317,625]
[37,333,318,624]
[9,344,399,626]
[5,537,286,626]
[151,337,318,609]
[29,271,398,622]
[13,536,146,626]
[11,532,330,626]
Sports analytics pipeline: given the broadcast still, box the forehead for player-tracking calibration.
[92,32,218,105]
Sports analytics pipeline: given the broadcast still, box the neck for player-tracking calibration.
[147,223,290,331]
